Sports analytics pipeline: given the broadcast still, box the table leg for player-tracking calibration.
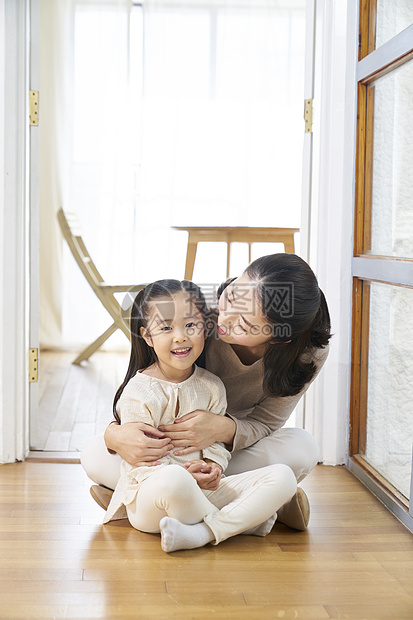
[184,241,198,280]
[226,242,231,279]
[284,236,295,254]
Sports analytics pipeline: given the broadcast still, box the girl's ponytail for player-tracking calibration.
[112,287,156,423]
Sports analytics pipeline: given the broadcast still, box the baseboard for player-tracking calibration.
[348,457,413,533]
[26,450,81,464]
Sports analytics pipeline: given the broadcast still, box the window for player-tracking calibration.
[350,0,413,529]
[63,0,307,345]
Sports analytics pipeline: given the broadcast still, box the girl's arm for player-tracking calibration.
[184,459,223,491]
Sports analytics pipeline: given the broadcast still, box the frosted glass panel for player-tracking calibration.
[376,1,413,48]
[364,282,413,499]
[369,59,413,259]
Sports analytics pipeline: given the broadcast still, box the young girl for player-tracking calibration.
[103,279,297,552]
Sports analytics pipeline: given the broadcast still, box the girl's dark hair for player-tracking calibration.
[218,253,331,397]
[113,279,211,423]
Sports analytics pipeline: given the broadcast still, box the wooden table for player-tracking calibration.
[172,226,299,280]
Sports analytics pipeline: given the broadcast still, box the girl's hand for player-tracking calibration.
[184,459,222,491]
[159,410,236,456]
[104,422,172,467]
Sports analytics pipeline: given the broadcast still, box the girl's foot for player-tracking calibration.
[159,517,214,553]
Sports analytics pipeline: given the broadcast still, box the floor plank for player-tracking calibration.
[0,462,412,619]
[37,350,129,452]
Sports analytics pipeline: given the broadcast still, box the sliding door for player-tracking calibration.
[350,1,413,529]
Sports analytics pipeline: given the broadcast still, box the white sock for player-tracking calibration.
[159,517,215,553]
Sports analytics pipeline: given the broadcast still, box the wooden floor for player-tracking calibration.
[37,350,129,452]
[0,463,412,619]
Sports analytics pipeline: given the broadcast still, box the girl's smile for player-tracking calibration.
[171,346,192,358]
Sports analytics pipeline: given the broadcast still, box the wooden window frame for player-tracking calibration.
[349,0,413,531]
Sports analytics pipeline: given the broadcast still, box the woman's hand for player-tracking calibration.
[184,459,222,491]
[159,410,236,456]
[104,422,172,467]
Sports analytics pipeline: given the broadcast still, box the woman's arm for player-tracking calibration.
[229,345,330,452]
[159,373,236,455]
[104,421,172,467]
[162,346,330,454]
[159,410,236,456]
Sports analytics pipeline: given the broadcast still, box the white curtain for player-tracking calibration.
[39,0,305,349]
[39,0,134,348]
[139,0,306,283]
[39,0,71,347]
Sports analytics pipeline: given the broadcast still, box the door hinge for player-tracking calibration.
[304,98,313,134]
[29,91,39,126]
[29,348,38,383]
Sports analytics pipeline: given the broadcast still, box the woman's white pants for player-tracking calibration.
[81,427,319,492]
[126,463,297,545]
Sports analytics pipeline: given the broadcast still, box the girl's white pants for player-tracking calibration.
[126,463,297,544]
[81,427,319,491]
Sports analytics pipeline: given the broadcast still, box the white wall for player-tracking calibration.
[303,0,358,465]
[0,0,30,463]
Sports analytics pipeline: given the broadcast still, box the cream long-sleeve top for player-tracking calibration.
[103,365,230,523]
[204,336,329,452]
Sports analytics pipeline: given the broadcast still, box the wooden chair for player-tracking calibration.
[57,208,146,365]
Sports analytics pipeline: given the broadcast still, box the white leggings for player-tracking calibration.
[81,427,319,491]
[126,463,297,545]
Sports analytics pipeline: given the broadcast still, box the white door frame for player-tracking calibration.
[0,0,31,463]
[29,0,41,450]
[294,0,316,431]
[300,0,359,465]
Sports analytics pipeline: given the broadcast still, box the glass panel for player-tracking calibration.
[364,282,413,499]
[368,59,413,259]
[376,1,413,48]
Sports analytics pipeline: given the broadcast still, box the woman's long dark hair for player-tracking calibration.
[113,279,211,423]
[218,253,331,397]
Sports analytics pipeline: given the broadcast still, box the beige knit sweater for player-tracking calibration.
[205,337,329,452]
[103,365,230,522]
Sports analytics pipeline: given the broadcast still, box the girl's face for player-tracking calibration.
[141,291,205,379]
[217,273,272,348]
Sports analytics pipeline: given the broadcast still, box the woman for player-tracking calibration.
[81,253,331,531]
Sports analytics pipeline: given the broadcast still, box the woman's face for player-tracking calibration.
[217,274,272,348]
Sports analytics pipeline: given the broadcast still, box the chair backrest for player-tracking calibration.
[57,207,110,293]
